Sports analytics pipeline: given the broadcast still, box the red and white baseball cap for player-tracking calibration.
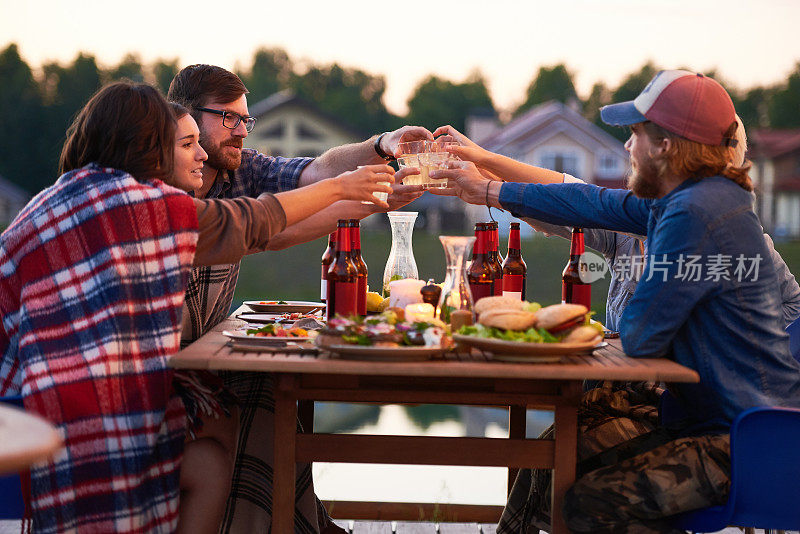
[600,70,738,147]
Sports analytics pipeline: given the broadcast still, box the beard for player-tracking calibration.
[627,154,663,199]
[200,132,243,171]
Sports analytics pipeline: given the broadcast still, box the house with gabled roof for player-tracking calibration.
[462,100,630,235]
[749,129,800,239]
[246,90,366,158]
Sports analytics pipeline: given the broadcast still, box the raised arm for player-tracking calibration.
[433,125,563,184]
[192,164,396,265]
[297,126,433,186]
[429,161,650,235]
[266,171,424,250]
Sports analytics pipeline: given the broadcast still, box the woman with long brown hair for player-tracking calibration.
[0,80,394,533]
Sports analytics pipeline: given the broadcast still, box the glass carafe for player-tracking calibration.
[382,211,419,296]
[437,235,476,323]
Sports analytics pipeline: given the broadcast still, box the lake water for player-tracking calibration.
[313,404,553,506]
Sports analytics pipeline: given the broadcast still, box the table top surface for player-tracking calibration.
[0,404,62,474]
[170,307,699,384]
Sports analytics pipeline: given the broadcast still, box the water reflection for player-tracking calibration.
[312,404,554,505]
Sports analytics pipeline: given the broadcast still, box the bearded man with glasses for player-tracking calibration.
[168,64,430,534]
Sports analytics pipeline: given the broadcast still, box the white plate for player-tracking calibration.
[237,312,320,324]
[453,334,606,363]
[222,330,313,345]
[244,300,324,313]
[315,337,443,361]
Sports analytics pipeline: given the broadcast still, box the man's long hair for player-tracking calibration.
[642,121,753,192]
[59,81,175,182]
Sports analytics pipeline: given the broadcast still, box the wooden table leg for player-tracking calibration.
[552,383,580,534]
[273,375,298,534]
[507,404,527,496]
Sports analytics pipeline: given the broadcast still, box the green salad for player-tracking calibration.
[457,324,560,343]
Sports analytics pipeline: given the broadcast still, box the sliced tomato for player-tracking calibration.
[548,315,586,334]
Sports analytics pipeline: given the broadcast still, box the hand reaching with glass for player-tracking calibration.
[333,164,395,209]
[371,168,425,212]
[380,126,435,159]
[433,125,564,185]
[427,160,503,209]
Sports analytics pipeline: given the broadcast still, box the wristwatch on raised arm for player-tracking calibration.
[373,132,396,161]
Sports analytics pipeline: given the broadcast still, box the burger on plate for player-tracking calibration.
[534,303,602,343]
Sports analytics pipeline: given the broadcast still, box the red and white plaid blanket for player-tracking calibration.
[0,164,198,533]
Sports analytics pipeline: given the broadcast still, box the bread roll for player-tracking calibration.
[562,325,603,344]
[478,309,538,331]
[473,296,524,315]
[535,303,588,331]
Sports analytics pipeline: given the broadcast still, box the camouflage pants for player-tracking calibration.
[497,381,730,534]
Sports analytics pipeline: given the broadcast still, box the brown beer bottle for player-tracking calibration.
[326,220,358,321]
[320,231,336,303]
[562,227,591,309]
[502,222,527,300]
[348,219,368,316]
[468,222,494,303]
[487,221,504,296]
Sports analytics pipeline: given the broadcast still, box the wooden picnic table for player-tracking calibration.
[170,306,699,534]
[0,404,62,475]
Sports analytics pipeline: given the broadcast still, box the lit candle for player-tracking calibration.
[404,302,435,323]
[388,278,425,309]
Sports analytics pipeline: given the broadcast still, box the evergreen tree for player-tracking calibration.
[0,44,46,191]
[405,71,494,134]
[515,64,577,117]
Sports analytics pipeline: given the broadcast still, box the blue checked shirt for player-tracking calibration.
[181,150,313,344]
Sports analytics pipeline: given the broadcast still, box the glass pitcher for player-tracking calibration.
[437,235,476,323]
[382,211,419,296]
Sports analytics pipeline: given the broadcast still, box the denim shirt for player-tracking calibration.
[501,177,800,432]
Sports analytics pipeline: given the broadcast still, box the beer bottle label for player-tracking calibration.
[562,283,591,309]
[492,277,504,296]
[357,277,367,315]
[503,274,524,300]
[469,282,493,303]
[334,281,358,316]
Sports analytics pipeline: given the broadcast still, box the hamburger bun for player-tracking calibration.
[561,325,603,344]
[478,309,538,331]
[473,296,524,315]
[535,303,588,331]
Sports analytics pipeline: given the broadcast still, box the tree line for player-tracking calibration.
[2,42,799,194]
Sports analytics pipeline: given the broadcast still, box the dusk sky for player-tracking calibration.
[2,0,798,114]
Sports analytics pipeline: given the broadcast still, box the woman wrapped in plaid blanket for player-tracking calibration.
[0,82,395,533]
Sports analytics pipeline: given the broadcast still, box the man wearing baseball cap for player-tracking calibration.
[431,70,800,533]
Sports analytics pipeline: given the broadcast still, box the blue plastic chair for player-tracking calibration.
[0,395,25,519]
[673,406,800,532]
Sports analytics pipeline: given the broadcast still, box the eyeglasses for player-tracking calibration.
[196,107,257,132]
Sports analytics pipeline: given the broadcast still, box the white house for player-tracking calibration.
[246,91,365,158]
[749,128,800,239]
[463,101,630,236]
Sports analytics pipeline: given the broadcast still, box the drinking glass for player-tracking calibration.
[417,151,449,189]
[357,165,391,205]
[397,155,425,187]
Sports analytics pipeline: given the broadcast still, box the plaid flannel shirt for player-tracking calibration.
[0,164,198,533]
[181,149,312,345]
